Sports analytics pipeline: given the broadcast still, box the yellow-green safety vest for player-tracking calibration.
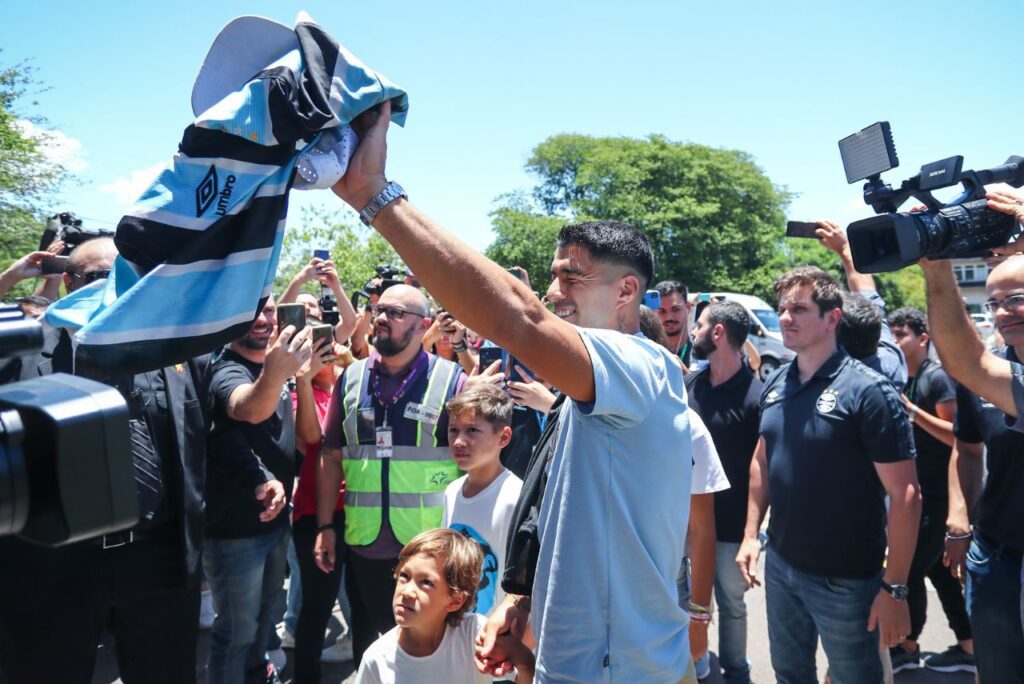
[340,355,461,546]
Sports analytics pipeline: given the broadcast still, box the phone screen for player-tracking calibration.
[786,221,821,239]
[313,249,330,260]
[277,303,306,333]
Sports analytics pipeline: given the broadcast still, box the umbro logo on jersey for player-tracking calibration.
[196,165,218,217]
[195,165,237,218]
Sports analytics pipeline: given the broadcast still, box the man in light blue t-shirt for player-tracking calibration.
[327,100,695,683]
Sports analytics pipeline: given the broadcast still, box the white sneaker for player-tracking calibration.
[267,648,287,672]
[321,635,354,663]
[199,589,215,630]
[276,625,296,649]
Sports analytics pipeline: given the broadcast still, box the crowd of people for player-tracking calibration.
[2,100,1024,684]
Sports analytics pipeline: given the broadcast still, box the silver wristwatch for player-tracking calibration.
[359,181,407,226]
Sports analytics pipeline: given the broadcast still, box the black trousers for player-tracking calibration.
[907,506,972,642]
[292,511,346,684]
[346,552,398,667]
[0,527,199,684]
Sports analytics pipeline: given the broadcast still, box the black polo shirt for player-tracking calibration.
[685,364,762,544]
[760,349,915,579]
[954,347,1024,549]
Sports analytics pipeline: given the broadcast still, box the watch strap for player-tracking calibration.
[359,181,407,226]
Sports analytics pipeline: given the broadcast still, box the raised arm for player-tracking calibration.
[331,101,596,402]
[919,259,1016,416]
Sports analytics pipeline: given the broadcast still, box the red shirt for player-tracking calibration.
[291,384,344,521]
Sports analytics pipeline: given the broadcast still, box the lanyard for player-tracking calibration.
[905,359,930,404]
[370,352,428,411]
[679,339,691,362]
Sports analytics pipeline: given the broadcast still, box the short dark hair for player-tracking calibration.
[838,293,881,360]
[704,301,751,350]
[888,307,928,337]
[639,305,670,348]
[655,280,687,300]
[772,267,843,317]
[557,221,655,291]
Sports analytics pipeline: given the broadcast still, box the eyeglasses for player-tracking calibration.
[67,269,111,285]
[370,305,427,321]
[983,294,1024,314]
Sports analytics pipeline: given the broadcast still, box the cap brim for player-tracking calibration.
[191,16,297,117]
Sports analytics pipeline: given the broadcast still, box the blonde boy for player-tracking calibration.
[355,529,533,683]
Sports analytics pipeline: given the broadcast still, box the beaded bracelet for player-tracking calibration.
[689,612,713,624]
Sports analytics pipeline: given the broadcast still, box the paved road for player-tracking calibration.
[90,558,974,683]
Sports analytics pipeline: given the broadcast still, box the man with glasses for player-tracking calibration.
[315,283,466,666]
[918,236,1024,677]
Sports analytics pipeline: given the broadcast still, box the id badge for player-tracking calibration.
[375,427,393,459]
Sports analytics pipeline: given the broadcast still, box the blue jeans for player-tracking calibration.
[965,534,1024,679]
[204,524,290,684]
[283,537,351,638]
[714,542,752,683]
[765,547,882,684]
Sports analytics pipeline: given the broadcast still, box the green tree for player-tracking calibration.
[490,134,792,298]
[484,192,564,288]
[275,205,403,303]
[488,132,926,310]
[0,58,69,299]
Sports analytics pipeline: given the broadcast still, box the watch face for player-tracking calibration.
[888,583,909,600]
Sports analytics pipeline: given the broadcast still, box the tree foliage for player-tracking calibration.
[0,58,68,299]
[487,133,924,309]
[274,205,404,301]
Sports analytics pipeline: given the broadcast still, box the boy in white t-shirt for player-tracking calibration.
[442,384,524,615]
[354,529,534,684]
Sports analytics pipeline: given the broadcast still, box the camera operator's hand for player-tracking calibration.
[264,325,314,384]
[332,99,392,212]
[255,479,287,522]
[507,366,557,413]
[986,188,1024,257]
[45,238,65,255]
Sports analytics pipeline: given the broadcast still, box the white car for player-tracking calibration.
[971,312,994,339]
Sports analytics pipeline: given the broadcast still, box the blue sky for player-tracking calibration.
[4,0,1022,253]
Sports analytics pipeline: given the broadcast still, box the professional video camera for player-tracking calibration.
[38,212,115,256]
[839,122,1024,273]
[0,305,136,545]
[349,265,408,309]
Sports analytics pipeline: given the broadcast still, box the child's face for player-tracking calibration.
[448,411,510,472]
[393,553,464,630]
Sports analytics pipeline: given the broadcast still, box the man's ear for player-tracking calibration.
[498,425,512,449]
[619,273,641,307]
[826,307,843,330]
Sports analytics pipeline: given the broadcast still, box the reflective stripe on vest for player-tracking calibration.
[339,355,461,546]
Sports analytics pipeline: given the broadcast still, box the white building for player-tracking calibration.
[952,258,988,311]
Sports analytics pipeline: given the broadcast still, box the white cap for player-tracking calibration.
[191,16,297,117]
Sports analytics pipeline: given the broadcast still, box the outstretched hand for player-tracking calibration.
[332,99,392,212]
